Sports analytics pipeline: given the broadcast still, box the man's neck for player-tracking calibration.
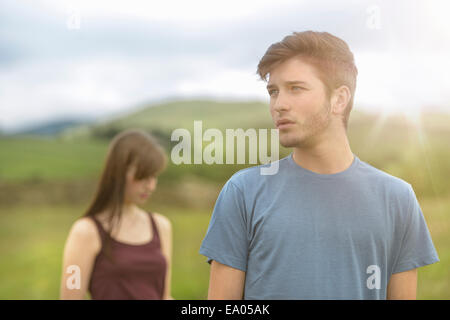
[292,129,354,175]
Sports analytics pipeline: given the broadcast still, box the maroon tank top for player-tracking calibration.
[88,212,167,300]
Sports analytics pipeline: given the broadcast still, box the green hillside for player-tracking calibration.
[63,99,275,142]
[2,99,450,198]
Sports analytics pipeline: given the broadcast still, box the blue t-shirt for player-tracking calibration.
[199,153,439,299]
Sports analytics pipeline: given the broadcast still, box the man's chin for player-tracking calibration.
[279,132,313,149]
[279,136,300,148]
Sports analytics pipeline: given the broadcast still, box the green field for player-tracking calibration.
[0,204,212,299]
[0,100,449,299]
[0,199,448,299]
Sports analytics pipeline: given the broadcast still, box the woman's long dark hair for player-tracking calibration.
[83,129,167,261]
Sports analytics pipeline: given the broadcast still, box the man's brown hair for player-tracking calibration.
[256,30,358,130]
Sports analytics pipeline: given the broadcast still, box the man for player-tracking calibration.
[199,31,439,299]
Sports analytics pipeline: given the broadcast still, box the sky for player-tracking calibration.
[1,0,450,132]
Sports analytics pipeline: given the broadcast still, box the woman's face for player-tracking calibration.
[124,165,157,205]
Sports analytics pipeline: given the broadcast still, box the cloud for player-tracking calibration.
[1,0,450,131]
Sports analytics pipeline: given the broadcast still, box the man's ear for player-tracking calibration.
[331,85,351,115]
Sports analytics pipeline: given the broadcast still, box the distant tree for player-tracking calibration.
[91,126,123,140]
[148,128,171,150]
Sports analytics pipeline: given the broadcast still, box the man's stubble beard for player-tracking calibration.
[279,100,332,149]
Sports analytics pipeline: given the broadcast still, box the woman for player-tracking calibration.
[60,129,173,299]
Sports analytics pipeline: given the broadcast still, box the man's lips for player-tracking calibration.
[276,119,295,129]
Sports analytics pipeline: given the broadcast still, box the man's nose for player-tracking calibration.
[272,93,290,113]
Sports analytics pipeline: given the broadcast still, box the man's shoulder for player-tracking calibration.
[357,157,413,198]
[227,155,290,189]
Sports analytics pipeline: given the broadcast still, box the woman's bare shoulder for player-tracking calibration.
[71,216,98,236]
[151,212,172,232]
[68,216,101,250]
[63,216,101,263]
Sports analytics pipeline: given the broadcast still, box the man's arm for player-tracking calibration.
[207,260,246,300]
[386,268,417,300]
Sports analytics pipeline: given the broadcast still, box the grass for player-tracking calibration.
[0,204,212,300]
[0,198,448,299]
[0,137,108,182]
[416,196,450,299]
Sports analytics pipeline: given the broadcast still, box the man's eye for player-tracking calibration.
[268,89,278,96]
[292,86,302,91]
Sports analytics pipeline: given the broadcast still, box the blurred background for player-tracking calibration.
[0,0,449,299]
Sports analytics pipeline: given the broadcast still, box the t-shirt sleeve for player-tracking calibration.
[392,184,440,274]
[199,179,248,272]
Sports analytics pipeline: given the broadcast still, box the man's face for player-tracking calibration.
[267,57,333,148]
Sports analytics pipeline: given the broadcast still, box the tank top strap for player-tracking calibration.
[89,215,108,245]
[148,212,161,247]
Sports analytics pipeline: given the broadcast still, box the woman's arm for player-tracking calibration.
[153,213,174,300]
[59,217,101,299]
[154,213,174,300]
